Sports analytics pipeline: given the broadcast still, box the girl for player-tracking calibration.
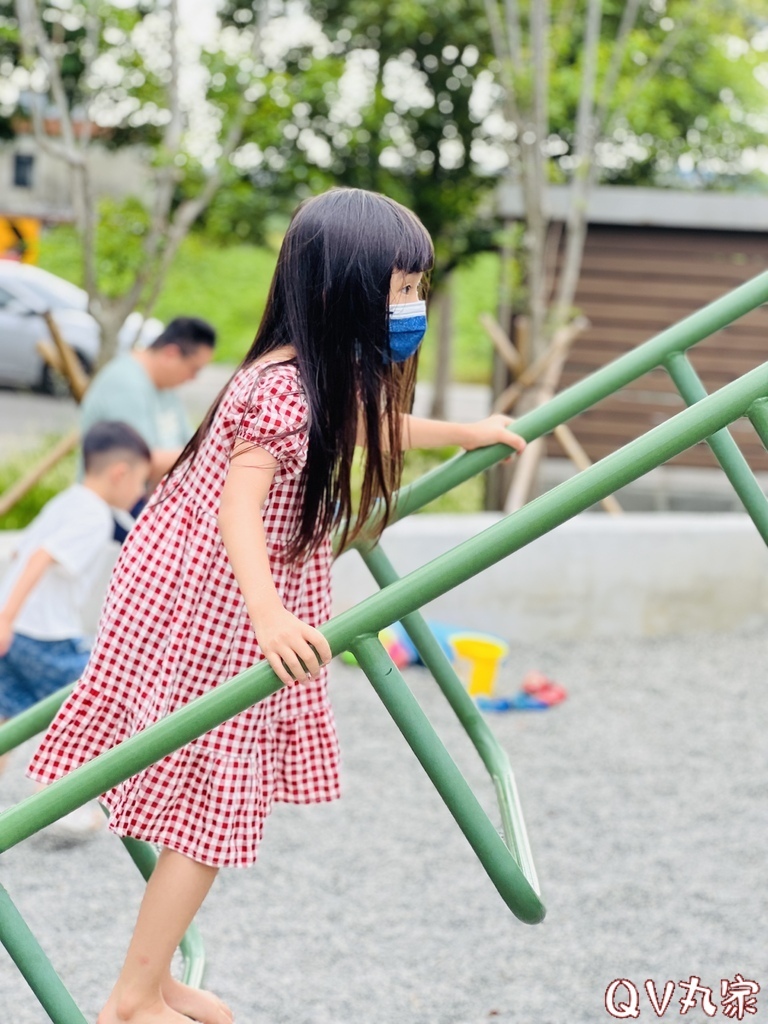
[28,188,525,1024]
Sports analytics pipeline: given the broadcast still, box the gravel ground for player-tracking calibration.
[2,623,768,1024]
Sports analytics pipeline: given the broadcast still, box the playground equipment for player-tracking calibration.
[3,268,768,1022]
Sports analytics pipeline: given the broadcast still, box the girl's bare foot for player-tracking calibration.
[97,992,191,1024]
[163,976,234,1024]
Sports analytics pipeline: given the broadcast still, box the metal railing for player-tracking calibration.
[2,268,768,1022]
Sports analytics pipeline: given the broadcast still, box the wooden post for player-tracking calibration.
[0,429,80,519]
[503,317,588,513]
[0,317,91,521]
[429,274,454,420]
[42,311,90,401]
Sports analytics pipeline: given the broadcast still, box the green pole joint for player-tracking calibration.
[747,398,768,452]
[348,634,545,924]
[391,270,768,521]
[664,352,768,545]
[360,543,539,888]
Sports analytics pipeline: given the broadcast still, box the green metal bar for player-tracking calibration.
[0,885,88,1024]
[665,352,768,544]
[360,543,539,890]
[3,360,768,855]
[748,398,768,452]
[116,836,206,988]
[387,269,768,524]
[2,267,765,1021]
[348,635,544,925]
[0,704,206,998]
[0,684,72,756]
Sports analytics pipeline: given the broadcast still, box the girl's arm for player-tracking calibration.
[0,548,55,656]
[402,413,526,454]
[218,439,332,687]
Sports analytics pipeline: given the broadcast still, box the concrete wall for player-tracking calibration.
[2,512,767,642]
[331,512,768,641]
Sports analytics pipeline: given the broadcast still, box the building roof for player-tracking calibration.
[497,183,768,233]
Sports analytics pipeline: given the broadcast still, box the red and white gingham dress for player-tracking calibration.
[28,360,341,868]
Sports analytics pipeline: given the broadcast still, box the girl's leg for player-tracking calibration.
[99,847,232,1024]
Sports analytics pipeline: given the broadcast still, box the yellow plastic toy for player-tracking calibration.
[449,634,510,698]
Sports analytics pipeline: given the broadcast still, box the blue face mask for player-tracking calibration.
[387,300,427,363]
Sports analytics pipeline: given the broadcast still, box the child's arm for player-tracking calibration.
[402,413,526,455]
[218,440,333,687]
[0,548,55,656]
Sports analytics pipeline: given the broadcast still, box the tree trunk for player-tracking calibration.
[486,230,518,510]
[429,275,454,420]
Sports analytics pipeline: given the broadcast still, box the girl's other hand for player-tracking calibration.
[252,606,333,687]
[461,415,526,456]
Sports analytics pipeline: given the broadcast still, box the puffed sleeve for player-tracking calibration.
[234,365,309,472]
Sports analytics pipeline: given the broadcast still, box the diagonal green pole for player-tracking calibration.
[0,886,88,1024]
[665,352,768,543]
[2,360,768,858]
[0,685,73,756]
[748,398,768,452]
[361,543,539,891]
[348,635,544,924]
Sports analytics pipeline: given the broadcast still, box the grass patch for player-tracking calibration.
[0,444,78,530]
[401,447,484,513]
[349,446,484,516]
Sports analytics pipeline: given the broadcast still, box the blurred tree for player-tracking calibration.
[481,0,768,509]
[2,0,289,361]
[213,0,768,419]
[215,0,506,413]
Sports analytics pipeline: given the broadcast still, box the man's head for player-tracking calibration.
[142,317,216,388]
[82,420,152,511]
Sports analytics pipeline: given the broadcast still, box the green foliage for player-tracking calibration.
[0,445,77,530]
[0,1,163,145]
[208,0,768,289]
[349,444,484,515]
[33,198,151,299]
[401,447,485,513]
[94,196,152,297]
[546,0,768,186]
[6,0,768,324]
[209,0,501,286]
[151,234,280,362]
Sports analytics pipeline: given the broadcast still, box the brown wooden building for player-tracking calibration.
[499,185,768,478]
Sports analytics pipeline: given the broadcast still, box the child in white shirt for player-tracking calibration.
[0,421,150,719]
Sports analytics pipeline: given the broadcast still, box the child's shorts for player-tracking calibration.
[0,634,90,719]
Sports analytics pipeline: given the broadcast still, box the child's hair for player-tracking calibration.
[176,187,434,558]
[148,317,217,357]
[82,421,152,474]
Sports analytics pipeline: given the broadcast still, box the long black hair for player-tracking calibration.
[175,188,434,558]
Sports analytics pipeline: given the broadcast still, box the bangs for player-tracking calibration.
[391,205,435,276]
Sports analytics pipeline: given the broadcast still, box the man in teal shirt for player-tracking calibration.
[81,317,216,489]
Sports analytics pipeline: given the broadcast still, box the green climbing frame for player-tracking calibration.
[2,268,768,1021]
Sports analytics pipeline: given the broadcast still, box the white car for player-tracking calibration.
[0,261,163,394]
